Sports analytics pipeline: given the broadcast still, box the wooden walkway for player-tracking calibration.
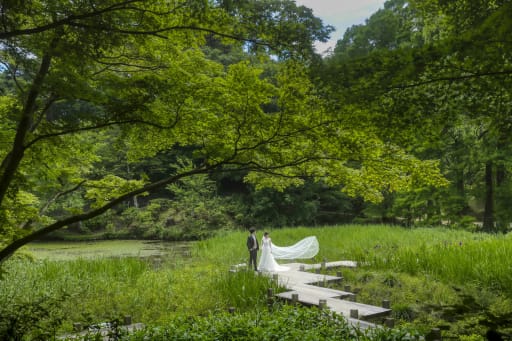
[261,261,391,330]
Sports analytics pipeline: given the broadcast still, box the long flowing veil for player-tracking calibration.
[271,236,319,260]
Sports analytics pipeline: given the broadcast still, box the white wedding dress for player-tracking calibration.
[258,236,319,272]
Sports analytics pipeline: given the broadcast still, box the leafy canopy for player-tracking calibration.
[0,0,445,261]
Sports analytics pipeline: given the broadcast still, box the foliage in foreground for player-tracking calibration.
[0,256,283,340]
[329,268,512,339]
[68,305,421,341]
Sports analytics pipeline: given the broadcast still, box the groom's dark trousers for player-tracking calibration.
[249,249,258,271]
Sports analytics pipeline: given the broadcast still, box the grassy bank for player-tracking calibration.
[196,225,512,293]
[193,225,512,338]
[1,225,511,340]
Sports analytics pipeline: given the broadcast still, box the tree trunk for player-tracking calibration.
[482,160,494,232]
[126,162,139,208]
[455,168,470,216]
[0,42,56,207]
[496,164,506,186]
[495,158,507,231]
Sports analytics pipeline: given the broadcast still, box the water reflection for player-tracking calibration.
[140,240,192,257]
[138,241,193,269]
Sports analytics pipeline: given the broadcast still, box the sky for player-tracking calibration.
[294,0,386,54]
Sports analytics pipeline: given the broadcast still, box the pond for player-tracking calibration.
[22,240,192,261]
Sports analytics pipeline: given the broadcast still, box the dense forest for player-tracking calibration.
[1,0,512,260]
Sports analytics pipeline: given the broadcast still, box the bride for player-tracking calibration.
[258,232,319,272]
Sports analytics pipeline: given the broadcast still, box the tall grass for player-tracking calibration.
[1,224,511,338]
[0,257,172,326]
[210,270,283,312]
[384,236,512,291]
[197,225,512,294]
[0,257,281,336]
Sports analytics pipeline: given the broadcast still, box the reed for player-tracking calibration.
[196,225,512,293]
[211,270,282,311]
[0,257,167,324]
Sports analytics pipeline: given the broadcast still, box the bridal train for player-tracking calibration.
[258,235,319,272]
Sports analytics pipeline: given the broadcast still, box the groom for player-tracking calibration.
[247,228,259,271]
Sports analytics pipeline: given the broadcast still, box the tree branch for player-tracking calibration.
[0,3,272,49]
[391,70,512,90]
[0,0,144,39]
[66,22,271,47]
[24,118,179,150]
[20,180,87,230]
[0,164,216,263]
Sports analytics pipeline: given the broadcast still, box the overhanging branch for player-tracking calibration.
[0,0,144,39]
[0,164,215,263]
[24,118,179,150]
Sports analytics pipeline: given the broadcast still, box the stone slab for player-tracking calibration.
[276,292,390,320]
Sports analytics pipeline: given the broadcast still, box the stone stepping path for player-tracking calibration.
[286,260,358,271]
[261,261,391,330]
[59,323,145,340]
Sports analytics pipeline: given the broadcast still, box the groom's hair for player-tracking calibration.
[249,228,255,233]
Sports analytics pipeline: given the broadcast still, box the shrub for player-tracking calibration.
[0,292,68,340]
[123,305,421,341]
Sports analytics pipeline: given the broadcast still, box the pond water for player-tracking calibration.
[22,240,192,261]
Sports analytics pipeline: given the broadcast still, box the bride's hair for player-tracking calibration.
[264,232,269,236]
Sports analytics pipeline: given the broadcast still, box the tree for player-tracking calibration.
[317,0,512,231]
[0,0,445,263]
[404,0,512,231]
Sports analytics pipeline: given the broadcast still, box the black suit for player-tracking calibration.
[247,233,259,271]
